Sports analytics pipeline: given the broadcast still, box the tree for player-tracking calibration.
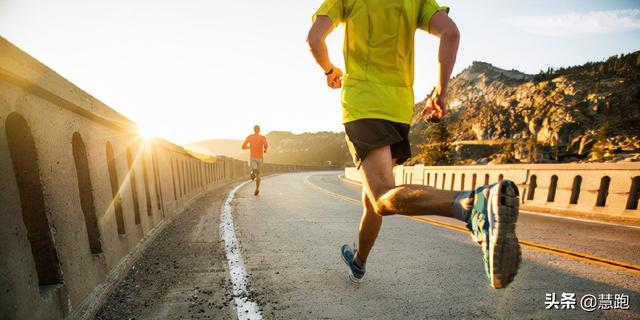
[493,141,518,164]
[590,122,610,160]
[414,121,454,165]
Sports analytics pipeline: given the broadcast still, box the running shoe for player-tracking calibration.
[468,180,521,289]
[340,244,365,282]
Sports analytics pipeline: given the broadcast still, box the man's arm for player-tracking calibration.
[263,137,268,154]
[420,11,460,122]
[306,16,343,89]
[241,137,250,150]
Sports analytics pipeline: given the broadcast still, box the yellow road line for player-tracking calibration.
[304,175,640,276]
[338,175,362,187]
[304,175,361,205]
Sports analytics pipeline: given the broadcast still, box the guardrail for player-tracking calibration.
[345,163,640,221]
[0,37,322,319]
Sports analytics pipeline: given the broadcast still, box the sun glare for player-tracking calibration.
[137,123,161,141]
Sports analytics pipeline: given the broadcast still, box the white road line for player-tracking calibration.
[219,181,262,320]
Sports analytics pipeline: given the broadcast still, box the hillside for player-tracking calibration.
[187,131,352,167]
[262,131,351,167]
[411,51,640,164]
[188,53,640,167]
[185,139,246,159]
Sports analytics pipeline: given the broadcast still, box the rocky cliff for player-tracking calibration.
[411,52,640,163]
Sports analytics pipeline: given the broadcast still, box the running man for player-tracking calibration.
[242,125,268,196]
[307,0,521,288]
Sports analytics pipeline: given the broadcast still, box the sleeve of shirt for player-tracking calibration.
[417,0,450,32]
[312,0,344,27]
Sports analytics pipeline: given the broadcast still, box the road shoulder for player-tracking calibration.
[96,184,238,320]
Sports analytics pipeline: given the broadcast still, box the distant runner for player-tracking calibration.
[242,125,268,196]
[307,0,521,288]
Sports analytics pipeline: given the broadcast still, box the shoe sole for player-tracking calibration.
[340,248,364,283]
[488,180,521,289]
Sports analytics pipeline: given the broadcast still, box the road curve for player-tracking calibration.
[95,171,640,319]
[233,171,640,319]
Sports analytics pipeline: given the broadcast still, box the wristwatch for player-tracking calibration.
[324,67,334,75]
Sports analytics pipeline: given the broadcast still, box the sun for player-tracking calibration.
[137,122,161,141]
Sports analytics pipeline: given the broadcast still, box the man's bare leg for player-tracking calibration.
[254,169,261,195]
[356,145,522,289]
[355,145,474,264]
[356,189,382,264]
[359,146,472,218]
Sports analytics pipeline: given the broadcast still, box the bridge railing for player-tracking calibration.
[345,163,640,221]
[0,37,320,320]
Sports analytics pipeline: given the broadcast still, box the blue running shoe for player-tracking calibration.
[468,180,521,289]
[340,244,365,283]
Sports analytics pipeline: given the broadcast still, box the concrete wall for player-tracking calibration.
[345,162,640,221]
[0,37,318,320]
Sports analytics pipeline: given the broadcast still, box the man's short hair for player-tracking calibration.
[254,125,260,133]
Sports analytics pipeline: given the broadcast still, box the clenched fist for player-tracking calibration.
[326,67,343,89]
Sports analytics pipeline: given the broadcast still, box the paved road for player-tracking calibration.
[98,171,640,319]
[312,172,640,266]
[235,171,639,319]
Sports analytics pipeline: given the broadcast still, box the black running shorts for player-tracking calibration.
[344,118,412,169]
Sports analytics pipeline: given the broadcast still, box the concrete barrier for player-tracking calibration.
[345,162,640,222]
[0,37,321,319]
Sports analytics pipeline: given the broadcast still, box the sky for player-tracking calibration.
[0,0,639,145]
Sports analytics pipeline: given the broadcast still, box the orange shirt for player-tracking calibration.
[242,134,268,159]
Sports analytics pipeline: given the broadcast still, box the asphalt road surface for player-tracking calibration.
[97,171,640,319]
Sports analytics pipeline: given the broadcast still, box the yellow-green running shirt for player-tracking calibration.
[313,0,449,124]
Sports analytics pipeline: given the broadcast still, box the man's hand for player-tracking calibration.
[419,10,459,123]
[326,67,343,89]
[421,91,446,123]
